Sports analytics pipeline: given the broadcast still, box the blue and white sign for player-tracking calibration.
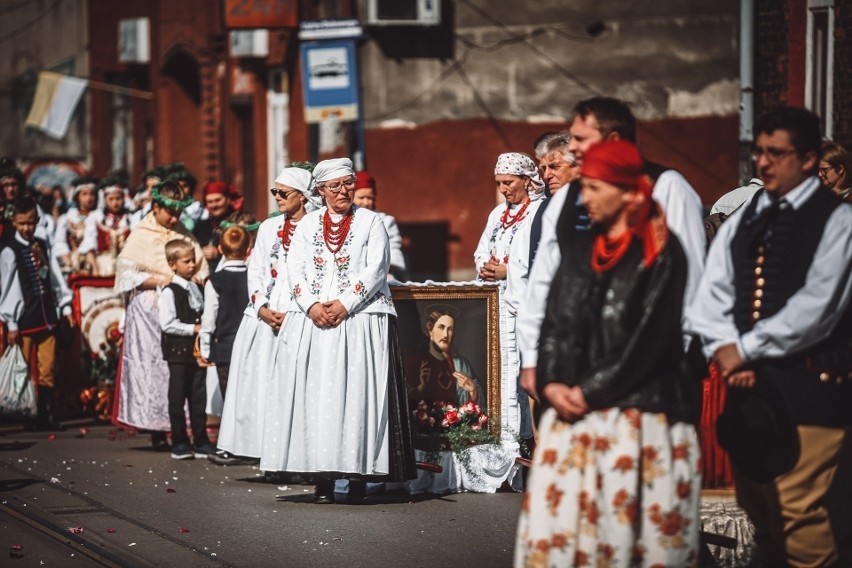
[301,40,359,123]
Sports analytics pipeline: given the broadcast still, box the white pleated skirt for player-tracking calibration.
[216,313,280,458]
[261,312,390,475]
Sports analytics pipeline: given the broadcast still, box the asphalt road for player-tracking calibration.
[0,424,522,567]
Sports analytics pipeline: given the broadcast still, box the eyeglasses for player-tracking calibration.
[818,166,836,177]
[269,188,296,199]
[320,178,356,194]
[751,147,798,162]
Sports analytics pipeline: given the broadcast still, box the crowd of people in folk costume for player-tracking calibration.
[1,95,850,566]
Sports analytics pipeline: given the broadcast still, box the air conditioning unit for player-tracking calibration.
[229,30,270,58]
[118,18,150,64]
[367,0,440,26]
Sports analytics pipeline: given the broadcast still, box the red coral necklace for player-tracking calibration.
[500,198,531,229]
[277,219,297,251]
[323,209,353,254]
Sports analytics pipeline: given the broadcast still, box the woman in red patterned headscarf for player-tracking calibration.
[515,140,702,567]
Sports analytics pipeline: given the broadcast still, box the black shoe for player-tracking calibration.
[207,450,260,466]
[313,479,335,504]
[150,432,171,452]
[347,480,367,503]
[171,444,194,460]
[36,387,64,431]
[193,443,217,458]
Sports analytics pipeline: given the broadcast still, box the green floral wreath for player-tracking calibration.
[151,185,193,210]
[220,219,261,232]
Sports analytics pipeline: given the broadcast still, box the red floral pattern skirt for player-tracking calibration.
[515,407,701,567]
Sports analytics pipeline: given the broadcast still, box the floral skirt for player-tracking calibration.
[515,407,701,568]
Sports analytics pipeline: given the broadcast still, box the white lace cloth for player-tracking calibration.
[404,443,522,494]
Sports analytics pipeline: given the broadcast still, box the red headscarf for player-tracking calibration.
[580,140,668,271]
[202,181,230,198]
[355,171,376,191]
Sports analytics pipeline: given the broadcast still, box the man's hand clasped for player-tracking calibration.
[713,342,756,389]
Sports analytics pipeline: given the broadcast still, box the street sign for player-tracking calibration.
[300,40,360,123]
[224,0,297,29]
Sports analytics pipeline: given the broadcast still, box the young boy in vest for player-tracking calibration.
[198,225,250,397]
[159,239,214,459]
[0,195,74,429]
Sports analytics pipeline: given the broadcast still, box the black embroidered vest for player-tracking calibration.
[209,268,248,364]
[161,283,202,364]
[730,186,851,426]
[9,236,59,334]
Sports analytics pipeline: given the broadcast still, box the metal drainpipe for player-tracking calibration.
[739,0,755,184]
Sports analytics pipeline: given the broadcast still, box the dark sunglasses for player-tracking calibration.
[270,188,296,199]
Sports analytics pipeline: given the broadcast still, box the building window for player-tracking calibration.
[806,0,834,137]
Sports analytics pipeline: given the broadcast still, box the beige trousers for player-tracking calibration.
[734,425,847,567]
[20,330,56,388]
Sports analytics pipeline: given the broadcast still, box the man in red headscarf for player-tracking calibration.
[193,181,235,270]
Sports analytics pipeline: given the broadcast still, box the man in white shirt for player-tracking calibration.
[517,97,706,398]
[685,106,852,566]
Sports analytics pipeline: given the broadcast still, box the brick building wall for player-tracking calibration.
[834,0,852,149]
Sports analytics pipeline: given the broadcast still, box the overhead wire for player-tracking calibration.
[0,0,60,44]
[451,0,730,187]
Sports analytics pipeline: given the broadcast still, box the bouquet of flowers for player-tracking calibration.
[413,400,498,454]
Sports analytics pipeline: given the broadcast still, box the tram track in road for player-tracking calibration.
[1,459,236,567]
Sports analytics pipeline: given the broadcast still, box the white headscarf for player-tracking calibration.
[312,158,354,188]
[274,167,322,212]
[494,152,545,192]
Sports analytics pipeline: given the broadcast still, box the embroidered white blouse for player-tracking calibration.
[286,206,396,316]
[244,215,287,318]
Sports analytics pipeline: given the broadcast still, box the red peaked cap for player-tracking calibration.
[355,171,376,190]
[202,181,230,197]
[579,139,649,197]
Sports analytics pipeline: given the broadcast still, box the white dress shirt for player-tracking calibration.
[199,259,248,359]
[684,176,852,361]
[158,274,204,337]
[377,211,407,273]
[0,232,72,331]
[516,169,707,369]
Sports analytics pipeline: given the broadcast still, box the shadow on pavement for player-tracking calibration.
[0,441,37,451]
[0,478,42,492]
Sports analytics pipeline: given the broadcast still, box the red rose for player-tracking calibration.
[271,268,278,278]
[442,410,460,427]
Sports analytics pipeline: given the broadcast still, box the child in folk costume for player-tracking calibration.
[55,176,99,273]
[209,166,317,466]
[474,153,546,444]
[198,226,251,399]
[515,141,701,566]
[159,239,214,460]
[0,195,74,429]
[79,179,131,276]
[113,182,209,450]
[271,158,416,504]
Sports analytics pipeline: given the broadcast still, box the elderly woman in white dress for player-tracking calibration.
[273,157,416,504]
[474,152,546,445]
[209,165,317,466]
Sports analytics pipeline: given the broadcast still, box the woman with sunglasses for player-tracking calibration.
[208,164,318,466]
[113,181,209,450]
[271,157,416,504]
